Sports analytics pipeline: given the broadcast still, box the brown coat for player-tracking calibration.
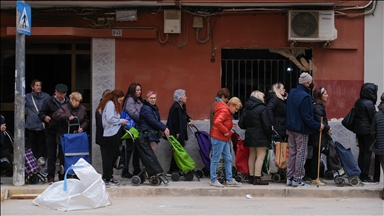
[52,103,89,145]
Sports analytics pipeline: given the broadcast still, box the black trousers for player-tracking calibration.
[357,134,375,177]
[100,128,123,182]
[123,138,140,173]
[304,146,320,180]
[26,129,46,159]
[46,129,63,179]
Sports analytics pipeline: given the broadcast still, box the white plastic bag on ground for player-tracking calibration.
[32,158,111,211]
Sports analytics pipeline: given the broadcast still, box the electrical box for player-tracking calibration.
[164,10,181,33]
[193,16,203,28]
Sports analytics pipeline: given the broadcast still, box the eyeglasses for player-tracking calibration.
[148,97,156,100]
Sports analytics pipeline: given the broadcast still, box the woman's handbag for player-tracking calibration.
[341,106,355,131]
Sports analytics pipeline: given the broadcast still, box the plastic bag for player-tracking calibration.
[32,158,111,211]
[268,148,279,174]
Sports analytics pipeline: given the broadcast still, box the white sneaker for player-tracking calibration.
[105,180,120,187]
[226,179,242,187]
[37,157,46,166]
[210,180,224,188]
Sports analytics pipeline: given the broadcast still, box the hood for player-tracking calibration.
[360,83,378,104]
[264,91,275,104]
[245,96,264,110]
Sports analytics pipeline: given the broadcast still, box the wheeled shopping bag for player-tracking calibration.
[60,117,90,175]
[189,125,211,177]
[167,135,200,181]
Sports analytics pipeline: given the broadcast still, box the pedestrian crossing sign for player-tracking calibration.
[16,2,32,35]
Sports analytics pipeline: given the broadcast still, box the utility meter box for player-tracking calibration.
[164,10,181,33]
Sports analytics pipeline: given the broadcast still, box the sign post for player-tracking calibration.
[14,1,31,186]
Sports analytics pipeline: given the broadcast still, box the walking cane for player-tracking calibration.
[316,117,324,188]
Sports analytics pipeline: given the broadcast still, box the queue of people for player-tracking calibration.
[1,74,381,196]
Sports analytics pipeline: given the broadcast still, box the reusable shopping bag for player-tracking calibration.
[275,142,289,169]
[341,106,355,131]
[235,139,249,174]
[32,158,111,211]
[168,135,195,173]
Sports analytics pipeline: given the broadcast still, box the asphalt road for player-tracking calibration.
[1,197,383,215]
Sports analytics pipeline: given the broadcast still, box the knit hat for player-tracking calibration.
[55,83,68,93]
[173,89,185,102]
[298,72,313,84]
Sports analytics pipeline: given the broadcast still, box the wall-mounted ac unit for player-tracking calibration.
[288,10,337,42]
[164,10,181,34]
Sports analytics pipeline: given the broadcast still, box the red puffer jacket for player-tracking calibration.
[210,101,233,142]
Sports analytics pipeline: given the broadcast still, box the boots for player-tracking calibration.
[253,176,269,185]
[248,176,254,184]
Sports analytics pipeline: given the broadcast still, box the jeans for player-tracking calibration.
[210,137,233,182]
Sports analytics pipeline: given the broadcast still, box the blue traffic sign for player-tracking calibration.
[16,2,32,35]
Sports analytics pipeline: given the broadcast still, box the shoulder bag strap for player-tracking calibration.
[31,94,45,129]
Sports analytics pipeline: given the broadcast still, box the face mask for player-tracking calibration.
[308,82,314,90]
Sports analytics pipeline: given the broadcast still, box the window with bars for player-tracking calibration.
[221,48,312,119]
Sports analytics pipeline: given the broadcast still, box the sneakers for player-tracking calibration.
[292,180,311,187]
[286,178,293,186]
[166,171,172,177]
[226,179,242,187]
[37,157,46,166]
[361,177,378,184]
[48,178,54,185]
[121,170,133,179]
[210,180,224,188]
[105,180,120,187]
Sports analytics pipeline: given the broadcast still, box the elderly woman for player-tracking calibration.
[166,89,194,176]
[138,90,170,153]
[96,89,128,186]
[210,97,242,187]
[239,90,272,185]
[305,87,331,184]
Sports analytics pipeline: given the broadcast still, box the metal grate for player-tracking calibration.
[221,58,303,119]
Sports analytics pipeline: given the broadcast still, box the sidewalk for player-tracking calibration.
[1,174,382,201]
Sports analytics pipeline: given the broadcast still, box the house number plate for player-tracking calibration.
[112,29,122,36]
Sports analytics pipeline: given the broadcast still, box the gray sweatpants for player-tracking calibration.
[286,131,308,182]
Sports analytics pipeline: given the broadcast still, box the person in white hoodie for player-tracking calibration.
[96,89,128,187]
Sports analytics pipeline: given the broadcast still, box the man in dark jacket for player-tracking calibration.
[285,73,324,187]
[38,83,69,184]
[353,83,378,183]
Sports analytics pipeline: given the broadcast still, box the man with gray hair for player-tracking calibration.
[285,72,324,187]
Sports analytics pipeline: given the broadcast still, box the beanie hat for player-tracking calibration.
[173,89,185,102]
[298,72,313,84]
[55,83,68,93]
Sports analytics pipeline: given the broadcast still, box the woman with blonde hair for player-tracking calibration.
[210,97,242,187]
[239,90,272,185]
[265,82,288,140]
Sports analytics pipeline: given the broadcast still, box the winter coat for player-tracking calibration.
[0,115,5,145]
[210,101,234,142]
[25,91,49,131]
[95,109,107,145]
[308,103,331,148]
[371,102,384,155]
[52,102,89,145]
[138,100,167,143]
[353,83,378,135]
[38,95,69,131]
[285,84,320,135]
[166,102,191,143]
[238,96,272,147]
[124,97,143,123]
[265,92,286,138]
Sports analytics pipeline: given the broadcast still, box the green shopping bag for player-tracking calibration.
[167,135,195,173]
[262,148,270,174]
[121,127,139,140]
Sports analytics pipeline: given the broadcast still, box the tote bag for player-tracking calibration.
[275,142,289,169]
[341,106,355,131]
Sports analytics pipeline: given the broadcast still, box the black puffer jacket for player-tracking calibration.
[265,92,286,138]
[371,102,384,155]
[308,103,331,148]
[353,83,378,135]
[238,96,272,147]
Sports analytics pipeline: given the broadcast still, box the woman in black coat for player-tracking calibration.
[265,82,288,140]
[353,83,378,183]
[306,87,331,182]
[370,92,384,200]
[239,90,272,185]
[166,89,193,175]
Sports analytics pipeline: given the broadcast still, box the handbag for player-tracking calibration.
[262,148,270,174]
[121,110,136,129]
[341,106,355,131]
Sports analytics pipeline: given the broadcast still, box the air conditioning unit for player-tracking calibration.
[288,10,337,42]
[164,10,181,34]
